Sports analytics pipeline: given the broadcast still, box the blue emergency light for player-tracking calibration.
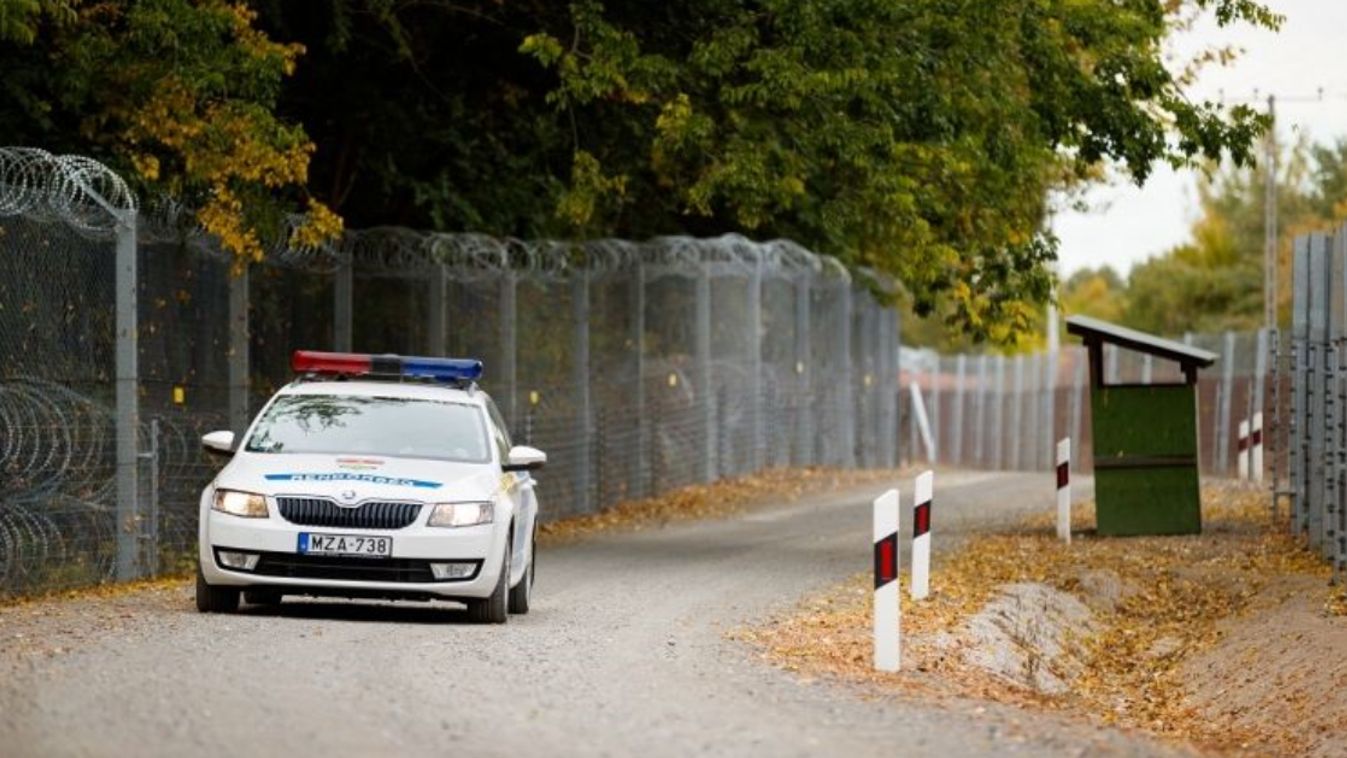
[293,351,483,383]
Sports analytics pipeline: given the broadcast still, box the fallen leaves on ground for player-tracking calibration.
[738,482,1337,756]
[0,572,191,609]
[538,466,906,545]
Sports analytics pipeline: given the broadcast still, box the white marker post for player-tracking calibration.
[1237,419,1250,480]
[911,471,933,601]
[908,384,936,463]
[873,489,900,672]
[1252,412,1264,482]
[1056,438,1071,544]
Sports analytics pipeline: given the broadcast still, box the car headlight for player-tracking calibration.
[212,489,269,518]
[427,502,493,528]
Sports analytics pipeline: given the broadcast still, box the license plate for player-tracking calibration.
[298,533,393,558]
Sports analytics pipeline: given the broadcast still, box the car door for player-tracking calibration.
[484,396,534,583]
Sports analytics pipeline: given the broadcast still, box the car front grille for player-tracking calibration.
[276,497,422,529]
[251,552,447,583]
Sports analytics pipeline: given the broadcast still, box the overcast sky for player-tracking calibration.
[1053,0,1347,277]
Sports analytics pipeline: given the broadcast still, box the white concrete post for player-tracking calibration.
[909,383,935,463]
[873,488,901,672]
[1056,438,1071,544]
[1252,411,1265,482]
[911,470,933,600]
[1238,419,1251,480]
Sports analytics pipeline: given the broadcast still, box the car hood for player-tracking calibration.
[217,452,498,502]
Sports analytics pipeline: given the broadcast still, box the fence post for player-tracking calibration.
[930,354,942,466]
[427,264,448,355]
[1218,330,1236,474]
[1026,353,1041,470]
[952,354,966,466]
[144,418,160,575]
[1010,355,1025,470]
[992,354,1006,469]
[748,254,765,471]
[974,354,988,467]
[632,261,648,499]
[1308,235,1330,548]
[839,285,856,468]
[908,357,920,467]
[573,270,593,513]
[1043,350,1057,471]
[794,272,812,465]
[696,266,717,481]
[334,260,353,351]
[228,264,250,441]
[1291,236,1310,535]
[1071,351,1086,466]
[115,209,140,581]
[891,308,902,467]
[499,271,518,431]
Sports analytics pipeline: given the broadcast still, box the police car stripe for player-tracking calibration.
[264,472,443,488]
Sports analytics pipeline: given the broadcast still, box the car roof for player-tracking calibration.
[277,380,486,406]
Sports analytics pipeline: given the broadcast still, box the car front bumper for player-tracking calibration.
[199,509,506,600]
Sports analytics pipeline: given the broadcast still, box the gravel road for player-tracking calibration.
[0,470,1187,757]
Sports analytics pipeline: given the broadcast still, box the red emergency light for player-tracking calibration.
[291,351,483,383]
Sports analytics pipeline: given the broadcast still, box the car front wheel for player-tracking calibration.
[508,534,533,615]
[466,529,511,624]
[196,565,240,613]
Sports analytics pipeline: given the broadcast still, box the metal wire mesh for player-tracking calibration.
[1,148,911,595]
[1279,229,1347,578]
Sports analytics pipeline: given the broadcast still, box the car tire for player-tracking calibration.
[467,528,511,624]
[196,565,240,613]
[508,534,534,615]
[244,589,282,606]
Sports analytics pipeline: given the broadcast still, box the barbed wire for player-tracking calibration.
[0,147,137,238]
[138,199,851,281]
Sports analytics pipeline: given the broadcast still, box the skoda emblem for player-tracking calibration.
[339,489,359,505]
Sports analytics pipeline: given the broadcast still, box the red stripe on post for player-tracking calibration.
[1238,435,1249,452]
[913,502,931,538]
[874,533,898,588]
[1251,429,1263,445]
[1056,462,1069,489]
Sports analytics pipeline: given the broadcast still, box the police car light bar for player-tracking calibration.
[292,351,483,383]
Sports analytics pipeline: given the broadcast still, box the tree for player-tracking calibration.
[1061,266,1128,326]
[519,0,1279,342]
[1121,136,1341,334]
[2,1,1283,342]
[0,0,340,265]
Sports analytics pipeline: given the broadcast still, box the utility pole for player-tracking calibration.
[1264,94,1277,330]
[1219,87,1323,327]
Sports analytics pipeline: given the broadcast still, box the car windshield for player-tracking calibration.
[244,394,491,463]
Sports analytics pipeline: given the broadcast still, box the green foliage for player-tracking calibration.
[0,0,337,263]
[518,0,1277,343]
[1,0,1282,343]
[1062,136,1347,336]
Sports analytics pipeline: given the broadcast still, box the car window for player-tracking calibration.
[483,397,512,460]
[245,394,490,463]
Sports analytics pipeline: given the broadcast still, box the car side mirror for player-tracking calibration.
[202,430,236,456]
[503,445,546,472]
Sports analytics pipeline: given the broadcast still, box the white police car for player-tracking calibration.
[196,351,545,623]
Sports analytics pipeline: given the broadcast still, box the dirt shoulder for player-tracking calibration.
[738,483,1345,756]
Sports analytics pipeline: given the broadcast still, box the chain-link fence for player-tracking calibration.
[905,330,1267,479]
[1276,228,1347,580]
[0,147,1287,598]
[3,148,911,597]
